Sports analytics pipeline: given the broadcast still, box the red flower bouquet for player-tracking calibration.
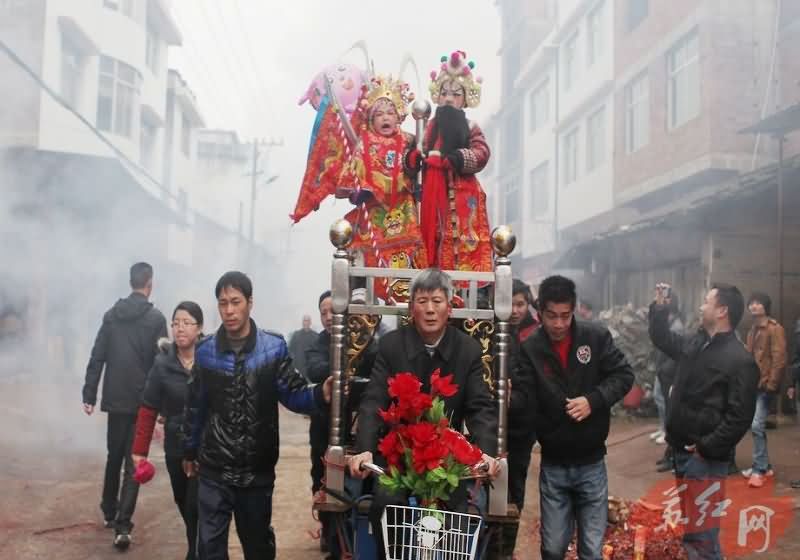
[377,370,483,507]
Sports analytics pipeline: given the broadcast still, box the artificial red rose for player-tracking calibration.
[430,369,458,398]
[388,373,422,405]
[378,430,403,468]
[396,392,433,422]
[442,428,483,466]
[412,440,448,473]
[405,422,438,449]
[378,403,401,425]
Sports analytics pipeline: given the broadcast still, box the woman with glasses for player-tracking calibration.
[132,301,204,560]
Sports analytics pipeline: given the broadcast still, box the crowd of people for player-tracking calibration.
[76,45,798,560]
[80,260,800,560]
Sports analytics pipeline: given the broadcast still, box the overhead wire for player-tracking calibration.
[172,31,229,129]
[196,0,273,132]
[231,0,281,131]
[0,38,177,202]
[170,1,244,130]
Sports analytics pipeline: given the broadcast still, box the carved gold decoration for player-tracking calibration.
[345,314,380,384]
[461,318,495,393]
[387,278,410,303]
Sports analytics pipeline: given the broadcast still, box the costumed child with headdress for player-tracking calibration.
[407,50,493,273]
[338,75,429,278]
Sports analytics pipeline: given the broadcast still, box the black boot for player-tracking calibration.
[727,449,740,476]
[656,446,673,473]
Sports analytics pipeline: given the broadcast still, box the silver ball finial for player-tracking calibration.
[411,99,432,121]
[329,219,353,249]
[491,225,516,258]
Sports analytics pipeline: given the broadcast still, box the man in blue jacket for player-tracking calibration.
[184,271,331,560]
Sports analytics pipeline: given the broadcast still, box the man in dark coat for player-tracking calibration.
[491,278,539,559]
[288,314,317,377]
[649,282,759,559]
[789,319,800,488]
[518,275,634,560]
[183,271,331,560]
[82,262,168,549]
[348,268,500,558]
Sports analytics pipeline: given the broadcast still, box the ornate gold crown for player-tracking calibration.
[359,75,415,122]
[429,51,483,108]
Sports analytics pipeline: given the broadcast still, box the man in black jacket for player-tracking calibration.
[305,290,334,493]
[81,262,167,548]
[348,268,500,558]
[649,282,759,559]
[183,271,331,560]
[518,275,633,560]
[306,288,377,556]
[288,314,317,377]
[304,290,335,555]
[789,319,800,488]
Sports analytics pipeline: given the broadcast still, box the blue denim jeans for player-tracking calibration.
[654,377,667,431]
[751,391,773,474]
[673,449,728,560]
[539,459,608,560]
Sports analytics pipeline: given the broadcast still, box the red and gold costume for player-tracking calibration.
[419,51,493,273]
[338,76,428,277]
[292,74,428,299]
[341,128,427,272]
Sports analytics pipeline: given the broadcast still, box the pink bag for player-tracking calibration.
[134,459,156,484]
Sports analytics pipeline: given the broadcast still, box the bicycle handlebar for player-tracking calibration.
[358,460,492,480]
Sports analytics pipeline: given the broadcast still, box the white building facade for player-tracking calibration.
[492,0,615,278]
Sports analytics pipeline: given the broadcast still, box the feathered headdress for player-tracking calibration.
[429,50,483,108]
[358,75,415,123]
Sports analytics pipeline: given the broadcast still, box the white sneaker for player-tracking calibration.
[649,430,664,441]
[113,532,131,550]
[655,434,666,445]
[741,468,774,478]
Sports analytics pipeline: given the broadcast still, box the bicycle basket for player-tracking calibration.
[381,504,483,560]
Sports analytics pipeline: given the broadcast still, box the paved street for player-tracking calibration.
[2,376,800,559]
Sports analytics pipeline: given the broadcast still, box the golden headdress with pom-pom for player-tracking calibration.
[429,50,483,108]
[359,75,415,122]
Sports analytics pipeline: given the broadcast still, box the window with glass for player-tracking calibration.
[60,37,83,109]
[563,32,578,91]
[530,79,550,132]
[140,120,156,169]
[625,72,650,153]
[97,55,140,137]
[668,30,700,129]
[586,106,606,171]
[628,0,648,31]
[504,176,520,224]
[103,0,133,17]
[502,107,522,167]
[145,27,160,74]
[530,161,549,218]
[181,115,192,157]
[562,128,578,186]
[587,1,605,66]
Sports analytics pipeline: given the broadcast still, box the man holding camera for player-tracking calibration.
[649,282,759,558]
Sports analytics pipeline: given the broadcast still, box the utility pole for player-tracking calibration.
[244,138,282,269]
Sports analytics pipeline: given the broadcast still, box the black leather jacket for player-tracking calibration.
[518,319,634,465]
[184,320,323,487]
[649,303,759,460]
